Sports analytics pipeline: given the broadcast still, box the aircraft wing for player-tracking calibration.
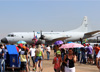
[51,37,70,43]
[85,30,100,35]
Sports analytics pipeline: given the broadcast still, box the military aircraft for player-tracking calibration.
[1,16,100,44]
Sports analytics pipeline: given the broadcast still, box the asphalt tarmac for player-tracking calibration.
[29,50,99,72]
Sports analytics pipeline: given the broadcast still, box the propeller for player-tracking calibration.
[39,30,45,40]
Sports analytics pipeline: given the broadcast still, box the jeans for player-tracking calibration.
[78,53,80,62]
[80,52,85,63]
[0,59,5,72]
[47,51,50,60]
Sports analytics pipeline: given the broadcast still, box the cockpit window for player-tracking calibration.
[11,34,14,37]
[7,35,11,37]
[7,34,15,37]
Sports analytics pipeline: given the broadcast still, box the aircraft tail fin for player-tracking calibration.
[70,16,88,32]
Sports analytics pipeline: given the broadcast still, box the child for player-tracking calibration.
[53,50,62,72]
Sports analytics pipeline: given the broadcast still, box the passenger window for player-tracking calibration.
[22,36,24,38]
[11,35,14,37]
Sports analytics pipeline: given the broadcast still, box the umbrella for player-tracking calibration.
[60,43,84,49]
[54,40,63,45]
[67,41,73,43]
[17,41,26,44]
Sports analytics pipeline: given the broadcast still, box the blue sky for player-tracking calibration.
[0,0,100,39]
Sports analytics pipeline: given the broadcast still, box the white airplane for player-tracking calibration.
[1,16,100,44]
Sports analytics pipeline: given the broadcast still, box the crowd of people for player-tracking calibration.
[0,43,100,72]
[52,43,100,72]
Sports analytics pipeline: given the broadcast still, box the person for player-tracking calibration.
[25,44,30,72]
[53,50,62,72]
[19,46,28,72]
[0,44,5,72]
[61,49,66,61]
[35,45,44,72]
[96,57,100,70]
[18,43,23,52]
[46,45,51,60]
[41,44,45,52]
[94,44,100,55]
[80,46,85,63]
[96,48,100,70]
[77,48,81,62]
[84,44,88,64]
[3,46,8,66]
[16,46,19,52]
[30,45,36,70]
[93,44,97,65]
[50,44,54,50]
[64,48,77,72]
[86,44,93,64]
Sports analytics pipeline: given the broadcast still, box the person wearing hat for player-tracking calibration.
[19,46,28,72]
[86,44,93,64]
[17,43,23,52]
[53,50,62,72]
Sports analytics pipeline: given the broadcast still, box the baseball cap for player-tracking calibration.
[56,50,61,55]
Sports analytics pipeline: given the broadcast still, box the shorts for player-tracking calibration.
[65,67,75,72]
[31,56,35,64]
[87,54,92,59]
[35,56,42,62]
[54,50,56,53]
[20,62,26,70]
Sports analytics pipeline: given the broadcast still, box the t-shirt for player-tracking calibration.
[87,46,93,54]
[53,57,61,69]
[0,48,4,59]
[77,48,81,53]
[80,47,85,54]
[95,47,100,55]
[30,48,36,57]
[26,47,29,51]
[47,47,51,52]
[19,48,27,62]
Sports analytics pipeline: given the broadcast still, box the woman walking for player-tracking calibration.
[35,45,44,72]
[64,48,77,72]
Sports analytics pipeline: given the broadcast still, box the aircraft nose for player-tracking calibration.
[1,38,8,43]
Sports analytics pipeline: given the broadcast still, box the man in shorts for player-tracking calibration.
[86,44,93,64]
[19,46,28,72]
